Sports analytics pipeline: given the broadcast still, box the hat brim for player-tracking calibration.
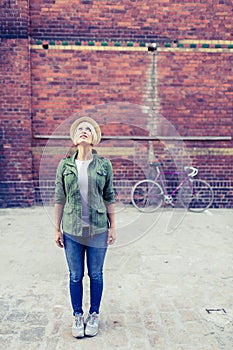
[70,117,101,146]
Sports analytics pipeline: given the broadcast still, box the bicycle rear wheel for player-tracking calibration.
[180,179,214,212]
[131,180,164,212]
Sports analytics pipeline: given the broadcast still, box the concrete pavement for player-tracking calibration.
[0,205,233,350]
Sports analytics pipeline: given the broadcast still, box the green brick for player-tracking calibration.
[36,40,42,45]
[126,42,134,46]
[114,42,121,46]
[49,41,55,45]
[215,44,222,48]
[62,41,68,46]
[202,44,209,48]
[101,41,108,46]
[75,41,82,46]
[164,43,171,47]
[139,42,146,47]
[88,41,95,46]
[177,43,184,48]
[228,44,233,49]
[190,44,196,48]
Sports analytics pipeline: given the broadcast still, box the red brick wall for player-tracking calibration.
[157,51,232,207]
[29,0,232,41]
[31,49,151,134]
[0,0,34,206]
[1,0,28,38]
[1,0,232,208]
[0,38,34,207]
[158,52,232,136]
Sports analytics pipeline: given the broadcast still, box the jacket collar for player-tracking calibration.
[66,149,98,167]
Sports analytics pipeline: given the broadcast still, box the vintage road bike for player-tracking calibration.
[131,162,214,213]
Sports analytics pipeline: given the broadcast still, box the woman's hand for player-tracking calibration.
[107,227,116,245]
[55,228,64,248]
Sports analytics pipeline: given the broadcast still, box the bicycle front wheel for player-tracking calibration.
[180,179,214,212]
[131,180,164,212]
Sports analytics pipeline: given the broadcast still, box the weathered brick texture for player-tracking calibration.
[158,52,233,137]
[31,50,151,135]
[0,38,34,207]
[0,0,232,207]
[157,51,232,208]
[0,0,28,38]
[29,0,232,41]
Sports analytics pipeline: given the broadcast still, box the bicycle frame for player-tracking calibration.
[153,168,193,199]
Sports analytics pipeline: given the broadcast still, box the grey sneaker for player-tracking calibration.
[85,312,99,337]
[72,313,84,338]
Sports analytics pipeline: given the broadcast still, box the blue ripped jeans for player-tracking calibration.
[63,231,108,316]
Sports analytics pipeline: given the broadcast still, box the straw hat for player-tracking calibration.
[70,117,101,146]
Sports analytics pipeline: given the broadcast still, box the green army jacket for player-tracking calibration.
[55,150,115,236]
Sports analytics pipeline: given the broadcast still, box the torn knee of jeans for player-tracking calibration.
[70,274,83,283]
[88,273,103,282]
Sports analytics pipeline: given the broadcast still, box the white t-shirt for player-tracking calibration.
[75,159,92,227]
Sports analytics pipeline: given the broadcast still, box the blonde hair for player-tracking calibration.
[73,121,98,146]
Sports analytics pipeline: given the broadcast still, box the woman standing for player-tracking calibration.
[54,117,116,338]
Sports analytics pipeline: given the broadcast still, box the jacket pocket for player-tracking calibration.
[96,168,107,190]
[96,207,106,214]
[96,168,107,176]
[63,206,73,214]
[63,170,73,175]
[63,170,75,193]
[91,207,108,231]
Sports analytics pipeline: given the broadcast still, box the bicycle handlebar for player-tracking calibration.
[184,166,198,177]
[149,162,198,177]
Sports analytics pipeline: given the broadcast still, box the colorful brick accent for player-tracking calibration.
[30,39,233,52]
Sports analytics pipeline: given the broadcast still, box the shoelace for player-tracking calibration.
[87,314,97,325]
[75,315,83,327]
